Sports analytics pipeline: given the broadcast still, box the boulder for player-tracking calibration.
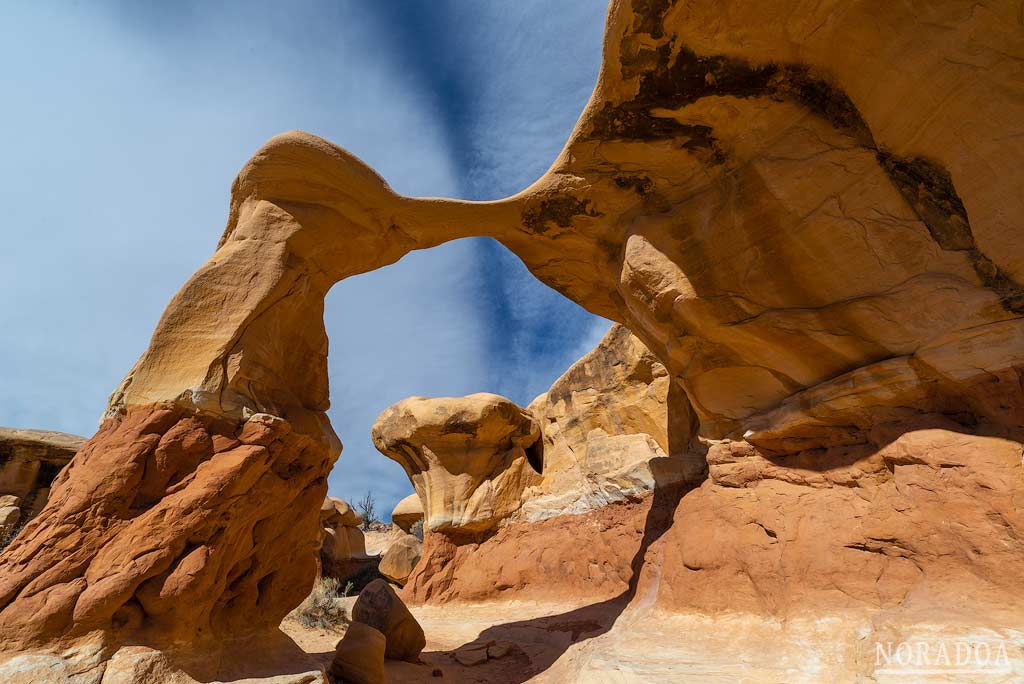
[0,503,20,538]
[372,393,541,536]
[319,496,371,580]
[453,642,490,667]
[390,494,422,534]
[378,534,421,586]
[328,621,387,684]
[351,579,424,662]
[453,639,518,666]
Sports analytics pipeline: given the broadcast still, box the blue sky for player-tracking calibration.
[0,1,610,518]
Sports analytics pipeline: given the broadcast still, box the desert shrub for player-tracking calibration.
[410,519,424,541]
[288,576,349,631]
[356,491,378,530]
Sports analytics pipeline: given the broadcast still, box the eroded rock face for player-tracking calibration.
[1,0,1021,671]
[0,405,329,651]
[372,393,542,536]
[520,324,703,520]
[319,496,370,581]
[0,428,84,523]
[650,426,1024,618]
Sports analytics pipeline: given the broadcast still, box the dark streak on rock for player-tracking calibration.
[590,0,1024,315]
[522,196,602,234]
[878,151,1024,313]
[630,0,672,39]
[613,174,654,196]
[440,418,479,438]
[591,43,872,149]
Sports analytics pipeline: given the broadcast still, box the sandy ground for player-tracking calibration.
[282,597,1024,684]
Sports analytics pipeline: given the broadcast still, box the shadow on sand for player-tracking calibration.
[416,471,698,683]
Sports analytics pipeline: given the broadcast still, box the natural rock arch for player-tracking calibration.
[1,0,1022,670]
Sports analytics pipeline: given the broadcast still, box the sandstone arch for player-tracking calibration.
[1,0,1022,673]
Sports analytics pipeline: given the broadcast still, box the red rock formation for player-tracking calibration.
[0,0,1021,679]
[0,405,329,650]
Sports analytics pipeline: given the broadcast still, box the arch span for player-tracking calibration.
[2,0,1023,668]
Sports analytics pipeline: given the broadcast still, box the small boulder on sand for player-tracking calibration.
[379,534,422,586]
[329,621,387,684]
[352,579,425,662]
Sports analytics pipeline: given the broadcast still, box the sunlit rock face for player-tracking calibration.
[520,324,703,521]
[390,493,423,534]
[372,393,542,537]
[0,0,1022,678]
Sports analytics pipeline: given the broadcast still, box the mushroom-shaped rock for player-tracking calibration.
[321,496,362,529]
[372,393,541,535]
[351,579,425,662]
[390,494,423,534]
[378,534,422,586]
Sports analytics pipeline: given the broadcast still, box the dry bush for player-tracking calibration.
[288,576,350,631]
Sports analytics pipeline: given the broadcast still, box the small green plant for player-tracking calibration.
[343,581,355,597]
[288,576,349,631]
[410,519,424,541]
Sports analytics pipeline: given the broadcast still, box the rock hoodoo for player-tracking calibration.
[0,0,1022,679]
[372,393,542,537]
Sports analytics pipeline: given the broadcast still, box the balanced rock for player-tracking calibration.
[351,579,424,662]
[378,534,421,586]
[329,621,387,684]
[390,494,423,534]
[372,393,541,535]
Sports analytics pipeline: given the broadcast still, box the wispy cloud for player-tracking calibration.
[0,1,611,519]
